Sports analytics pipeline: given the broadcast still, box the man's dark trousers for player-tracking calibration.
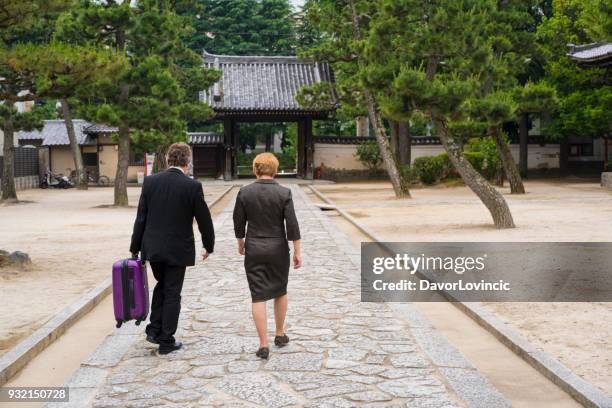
[146,262,186,347]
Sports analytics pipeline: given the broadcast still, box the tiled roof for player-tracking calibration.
[567,43,612,65]
[85,124,119,134]
[17,120,118,145]
[18,119,95,146]
[315,136,441,145]
[200,50,336,114]
[187,132,223,145]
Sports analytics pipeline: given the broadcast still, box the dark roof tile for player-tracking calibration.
[201,51,335,113]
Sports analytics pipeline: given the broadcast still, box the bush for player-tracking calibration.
[237,151,296,171]
[464,151,485,174]
[413,156,444,184]
[436,153,455,179]
[401,165,419,184]
[355,141,382,171]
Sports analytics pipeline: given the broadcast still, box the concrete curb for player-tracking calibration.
[307,184,612,408]
[43,188,239,408]
[298,186,510,408]
[0,184,236,387]
[0,278,112,386]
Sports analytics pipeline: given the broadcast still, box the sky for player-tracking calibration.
[290,0,305,10]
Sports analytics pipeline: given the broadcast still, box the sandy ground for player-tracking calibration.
[0,184,228,357]
[315,179,612,396]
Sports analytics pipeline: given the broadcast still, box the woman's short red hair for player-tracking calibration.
[252,152,279,177]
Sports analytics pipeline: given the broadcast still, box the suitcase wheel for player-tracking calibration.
[116,320,122,328]
[135,319,142,326]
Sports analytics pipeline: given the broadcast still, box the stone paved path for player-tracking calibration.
[74,186,481,408]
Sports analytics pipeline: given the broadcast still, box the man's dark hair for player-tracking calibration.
[167,142,192,167]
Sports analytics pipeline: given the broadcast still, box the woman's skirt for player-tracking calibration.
[244,237,290,302]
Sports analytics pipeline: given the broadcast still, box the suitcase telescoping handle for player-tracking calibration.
[119,260,131,327]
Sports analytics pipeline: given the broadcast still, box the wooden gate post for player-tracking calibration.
[304,118,314,180]
[297,120,306,178]
[223,119,234,181]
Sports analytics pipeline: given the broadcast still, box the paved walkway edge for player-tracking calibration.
[298,186,509,408]
[0,278,112,386]
[0,185,235,389]
[44,185,236,408]
[307,184,612,408]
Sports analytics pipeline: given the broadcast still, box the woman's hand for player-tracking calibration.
[293,252,302,269]
[292,239,302,269]
[237,239,245,256]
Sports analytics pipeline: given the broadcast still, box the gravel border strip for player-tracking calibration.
[307,184,612,408]
[0,184,235,389]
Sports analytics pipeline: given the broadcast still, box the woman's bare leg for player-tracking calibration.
[273,294,288,336]
[252,301,268,347]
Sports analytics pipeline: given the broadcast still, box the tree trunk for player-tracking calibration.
[265,132,272,152]
[60,99,88,190]
[390,121,400,163]
[153,144,169,173]
[356,116,369,137]
[114,126,130,206]
[434,117,515,229]
[398,122,411,166]
[491,126,525,194]
[348,0,410,198]
[1,113,17,202]
[519,113,528,177]
[365,92,411,198]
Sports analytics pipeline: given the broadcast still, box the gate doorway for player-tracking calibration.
[199,51,336,180]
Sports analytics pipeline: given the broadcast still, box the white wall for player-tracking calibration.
[0,129,19,156]
[314,143,561,171]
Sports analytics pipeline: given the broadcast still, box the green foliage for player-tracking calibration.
[555,87,612,139]
[283,123,297,160]
[436,153,454,179]
[296,82,336,111]
[536,0,611,139]
[413,156,445,185]
[355,141,382,171]
[465,137,502,180]
[183,0,297,55]
[237,151,296,171]
[55,0,218,144]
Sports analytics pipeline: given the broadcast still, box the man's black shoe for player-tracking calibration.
[146,335,160,345]
[159,342,183,355]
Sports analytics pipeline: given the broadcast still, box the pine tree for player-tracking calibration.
[185,0,296,56]
[11,43,128,189]
[56,0,218,206]
[299,0,411,198]
[537,0,611,153]
[0,0,71,202]
[365,0,516,228]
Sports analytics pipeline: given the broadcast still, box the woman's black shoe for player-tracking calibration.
[274,334,290,347]
[256,347,269,359]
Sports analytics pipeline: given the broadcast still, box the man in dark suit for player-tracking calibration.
[130,142,215,354]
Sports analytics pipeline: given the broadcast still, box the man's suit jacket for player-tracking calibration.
[130,168,215,266]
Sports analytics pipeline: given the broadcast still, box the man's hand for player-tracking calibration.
[237,239,245,256]
[293,252,302,269]
[202,250,210,261]
[131,252,139,259]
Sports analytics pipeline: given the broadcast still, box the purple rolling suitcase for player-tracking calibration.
[112,258,149,328]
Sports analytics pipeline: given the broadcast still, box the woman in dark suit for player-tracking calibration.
[233,153,302,359]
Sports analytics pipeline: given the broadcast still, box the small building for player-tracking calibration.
[187,132,224,178]
[199,50,336,180]
[17,119,144,182]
